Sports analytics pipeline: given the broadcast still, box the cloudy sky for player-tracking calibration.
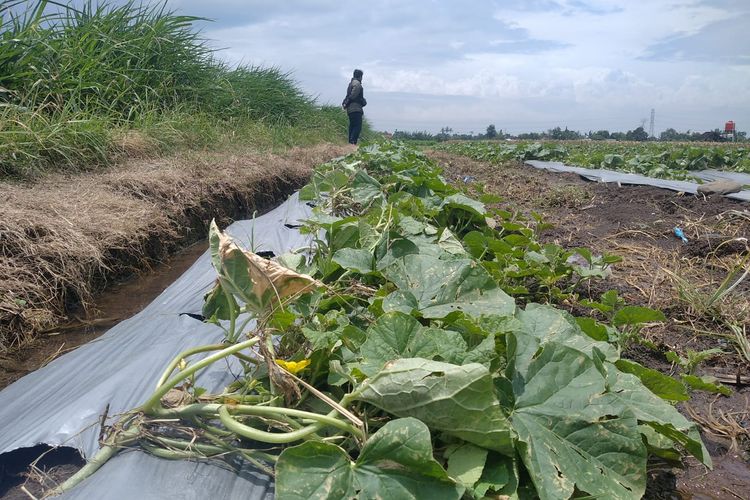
[75,1,750,134]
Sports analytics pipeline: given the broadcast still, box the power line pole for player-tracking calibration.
[649,108,655,138]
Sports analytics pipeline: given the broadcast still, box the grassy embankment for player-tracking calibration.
[0,0,364,178]
[0,1,365,353]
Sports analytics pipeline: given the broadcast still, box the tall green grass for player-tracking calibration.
[0,1,350,178]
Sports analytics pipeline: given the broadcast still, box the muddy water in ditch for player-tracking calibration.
[0,240,208,391]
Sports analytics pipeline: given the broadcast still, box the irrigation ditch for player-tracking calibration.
[0,144,351,387]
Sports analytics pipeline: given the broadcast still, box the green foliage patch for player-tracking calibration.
[0,1,350,177]
[439,141,750,180]
[56,142,710,500]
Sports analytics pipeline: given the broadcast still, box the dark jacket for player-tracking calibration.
[343,78,366,114]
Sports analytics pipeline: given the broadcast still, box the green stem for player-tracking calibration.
[230,350,260,365]
[155,344,228,389]
[189,416,234,438]
[221,282,239,342]
[218,405,324,444]
[220,394,273,404]
[236,313,256,336]
[154,402,360,438]
[236,450,276,477]
[142,442,207,460]
[200,431,278,464]
[140,338,259,413]
[144,437,226,457]
[229,405,362,436]
[51,425,141,494]
[166,403,305,431]
[147,435,276,466]
[217,394,362,444]
[195,433,278,475]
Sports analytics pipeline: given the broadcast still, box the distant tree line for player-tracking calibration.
[389,124,747,143]
[656,128,747,142]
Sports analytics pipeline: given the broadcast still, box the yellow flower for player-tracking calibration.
[275,359,311,375]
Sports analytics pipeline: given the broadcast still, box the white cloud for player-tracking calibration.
[182,0,750,133]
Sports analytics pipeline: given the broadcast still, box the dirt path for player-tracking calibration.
[429,150,750,499]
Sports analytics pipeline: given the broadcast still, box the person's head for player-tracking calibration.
[353,69,363,81]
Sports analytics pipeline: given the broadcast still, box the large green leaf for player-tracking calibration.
[460,333,497,368]
[381,290,419,315]
[681,374,731,396]
[275,418,461,500]
[440,193,487,219]
[358,312,467,375]
[299,169,350,200]
[398,216,427,235]
[613,306,666,327]
[511,336,608,418]
[437,228,467,255]
[594,367,711,466]
[473,453,518,498]
[382,254,514,319]
[275,441,351,500]
[510,341,647,500]
[513,412,645,500]
[201,282,232,321]
[615,359,689,402]
[375,238,421,270]
[446,444,487,489]
[357,358,514,455]
[332,247,374,274]
[506,304,618,376]
[351,169,384,207]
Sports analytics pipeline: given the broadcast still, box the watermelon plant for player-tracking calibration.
[439,141,750,180]
[55,142,710,499]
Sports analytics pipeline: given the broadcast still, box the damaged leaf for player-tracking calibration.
[208,220,321,314]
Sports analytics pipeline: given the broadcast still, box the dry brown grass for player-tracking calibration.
[685,394,750,452]
[0,143,349,352]
[600,209,749,362]
[111,130,159,159]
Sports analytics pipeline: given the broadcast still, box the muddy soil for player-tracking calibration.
[430,150,750,499]
[0,240,206,391]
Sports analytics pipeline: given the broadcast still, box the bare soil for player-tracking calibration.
[429,150,750,499]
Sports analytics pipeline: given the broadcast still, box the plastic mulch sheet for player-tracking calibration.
[525,160,750,202]
[0,192,315,499]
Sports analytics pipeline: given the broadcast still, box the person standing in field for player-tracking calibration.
[342,69,366,145]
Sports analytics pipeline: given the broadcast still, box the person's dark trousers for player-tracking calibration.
[348,111,363,144]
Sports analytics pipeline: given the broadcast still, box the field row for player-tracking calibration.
[437,141,750,180]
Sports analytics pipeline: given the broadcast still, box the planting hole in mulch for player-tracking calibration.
[0,445,84,499]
